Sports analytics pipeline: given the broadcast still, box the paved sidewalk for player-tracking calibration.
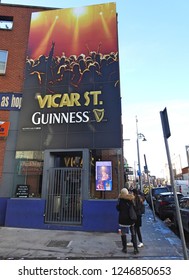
[0,205,187,260]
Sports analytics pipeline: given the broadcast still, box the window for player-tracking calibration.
[0,50,8,74]
[13,151,44,198]
[0,16,13,30]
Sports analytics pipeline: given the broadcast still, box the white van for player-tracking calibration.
[175,180,189,197]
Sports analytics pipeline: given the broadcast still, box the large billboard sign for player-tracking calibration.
[16,3,122,150]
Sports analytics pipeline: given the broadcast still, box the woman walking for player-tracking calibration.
[133,188,144,247]
[116,188,139,254]
[127,189,144,248]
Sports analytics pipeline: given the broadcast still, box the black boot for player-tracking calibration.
[121,235,127,253]
[132,235,139,254]
[134,248,139,254]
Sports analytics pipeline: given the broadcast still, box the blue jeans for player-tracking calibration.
[120,226,129,235]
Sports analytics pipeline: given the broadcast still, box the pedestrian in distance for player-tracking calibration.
[116,188,139,254]
[127,188,145,248]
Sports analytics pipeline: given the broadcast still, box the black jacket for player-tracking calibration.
[116,194,136,226]
[134,195,144,216]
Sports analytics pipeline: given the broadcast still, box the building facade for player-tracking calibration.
[0,3,123,232]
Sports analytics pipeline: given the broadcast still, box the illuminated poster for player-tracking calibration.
[95,161,112,191]
[16,3,122,151]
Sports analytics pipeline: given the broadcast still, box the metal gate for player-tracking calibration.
[45,168,82,225]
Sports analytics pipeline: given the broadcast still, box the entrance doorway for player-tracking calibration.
[45,168,82,224]
[43,150,89,225]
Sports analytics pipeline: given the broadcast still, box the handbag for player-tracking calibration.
[129,204,137,221]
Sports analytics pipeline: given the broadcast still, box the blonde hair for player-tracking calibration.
[120,188,128,195]
[119,188,134,200]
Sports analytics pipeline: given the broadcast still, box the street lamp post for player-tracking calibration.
[136,116,146,190]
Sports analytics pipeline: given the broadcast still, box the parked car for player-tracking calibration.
[173,196,189,233]
[175,180,189,197]
[154,192,183,220]
[146,186,169,207]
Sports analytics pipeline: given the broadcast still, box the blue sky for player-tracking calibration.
[2,0,189,179]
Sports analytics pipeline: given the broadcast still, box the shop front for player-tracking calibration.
[5,148,122,231]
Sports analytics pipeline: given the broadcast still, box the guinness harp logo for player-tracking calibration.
[93,109,104,122]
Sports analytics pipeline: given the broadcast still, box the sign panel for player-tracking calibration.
[0,121,10,137]
[0,93,22,110]
[16,3,122,150]
[18,160,43,175]
[95,161,112,191]
[15,185,29,198]
[160,107,171,139]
